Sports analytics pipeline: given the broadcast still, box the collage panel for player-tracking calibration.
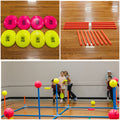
[1,61,119,119]
[61,1,119,59]
[1,0,59,59]
[0,0,120,120]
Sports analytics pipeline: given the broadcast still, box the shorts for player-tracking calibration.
[61,85,66,90]
[53,90,60,96]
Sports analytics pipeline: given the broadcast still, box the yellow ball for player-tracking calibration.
[54,78,59,84]
[109,80,117,88]
[2,90,7,96]
[91,100,95,105]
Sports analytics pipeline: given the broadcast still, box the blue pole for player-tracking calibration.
[56,84,58,115]
[113,87,117,109]
[38,88,41,119]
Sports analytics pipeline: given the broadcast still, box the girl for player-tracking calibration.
[58,71,66,102]
[105,70,113,100]
[64,71,77,101]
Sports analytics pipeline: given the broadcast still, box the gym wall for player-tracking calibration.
[1,61,119,99]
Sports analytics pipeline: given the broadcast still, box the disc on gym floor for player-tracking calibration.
[45,30,59,48]
[1,30,16,47]
[16,30,30,48]
[18,16,31,30]
[31,30,45,48]
[44,16,57,29]
[31,16,44,30]
[4,15,18,29]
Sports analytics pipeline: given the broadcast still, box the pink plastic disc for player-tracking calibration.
[31,16,44,30]
[44,16,57,29]
[18,16,30,29]
[4,15,17,29]
[88,108,95,111]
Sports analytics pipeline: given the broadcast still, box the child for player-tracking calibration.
[64,71,77,101]
[58,71,66,102]
[106,70,113,82]
[51,79,61,104]
[107,76,113,100]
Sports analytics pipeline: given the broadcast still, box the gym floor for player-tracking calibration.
[1,1,59,59]
[1,99,119,119]
[61,1,119,59]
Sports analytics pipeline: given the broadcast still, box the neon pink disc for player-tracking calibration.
[4,15,17,29]
[44,16,57,29]
[31,16,44,30]
[18,16,30,29]
[88,108,95,111]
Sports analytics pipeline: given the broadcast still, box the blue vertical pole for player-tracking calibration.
[38,88,41,119]
[112,87,117,110]
[56,84,58,115]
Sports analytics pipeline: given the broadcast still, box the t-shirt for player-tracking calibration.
[51,84,61,92]
[66,75,71,84]
[58,76,66,86]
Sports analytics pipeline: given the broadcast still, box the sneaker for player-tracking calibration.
[107,97,109,100]
[60,99,63,103]
[74,97,77,101]
[69,98,71,101]
[53,101,55,105]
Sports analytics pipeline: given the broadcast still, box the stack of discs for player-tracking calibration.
[3,15,57,30]
[1,30,59,48]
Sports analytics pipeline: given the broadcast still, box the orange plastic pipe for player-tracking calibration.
[100,30,112,45]
[94,31,104,45]
[77,30,82,46]
[84,31,91,46]
[80,31,87,46]
[67,91,69,105]
[87,31,95,46]
[4,96,6,110]
[97,31,107,45]
[90,31,99,46]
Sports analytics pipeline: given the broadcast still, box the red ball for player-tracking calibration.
[34,81,42,88]
[113,77,118,82]
[4,108,14,119]
[108,109,119,119]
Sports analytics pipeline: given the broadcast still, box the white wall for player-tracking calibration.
[1,61,119,98]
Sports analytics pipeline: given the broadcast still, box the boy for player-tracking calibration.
[51,79,61,104]
[107,76,113,100]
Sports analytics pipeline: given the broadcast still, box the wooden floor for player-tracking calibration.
[61,1,119,59]
[1,1,59,59]
[1,100,119,119]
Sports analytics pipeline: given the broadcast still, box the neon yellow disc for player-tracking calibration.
[45,30,59,48]
[16,30,30,48]
[1,30,16,47]
[44,87,51,90]
[60,93,64,99]
[31,30,45,48]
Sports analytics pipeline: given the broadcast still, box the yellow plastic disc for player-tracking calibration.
[45,30,59,48]
[60,93,64,99]
[1,30,16,47]
[16,30,30,48]
[44,87,51,90]
[31,30,45,48]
